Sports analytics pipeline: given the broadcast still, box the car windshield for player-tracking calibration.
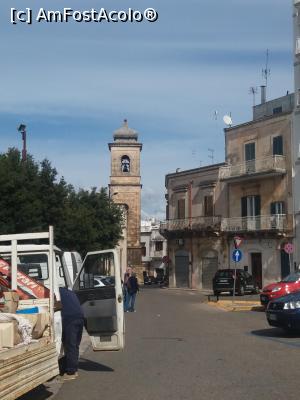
[282,273,300,283]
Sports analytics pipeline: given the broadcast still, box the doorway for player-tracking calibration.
[175,251,189,288]
[251,253,262,288]
[280,250,290,279]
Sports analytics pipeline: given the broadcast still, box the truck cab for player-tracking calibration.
[0,227,124,400]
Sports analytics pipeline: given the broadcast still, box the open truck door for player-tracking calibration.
[73,249,124,351]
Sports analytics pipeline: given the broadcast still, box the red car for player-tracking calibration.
[260,272,300,306]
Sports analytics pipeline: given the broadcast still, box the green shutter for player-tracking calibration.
[241,197,247,217]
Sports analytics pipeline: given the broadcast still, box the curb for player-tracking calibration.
[207,300,264,312]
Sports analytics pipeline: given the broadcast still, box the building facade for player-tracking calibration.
[293,0,300,267]
[161,93,295,290]
[141,219,167,275]
[108,120,143,276]
[220,93,294,287]
[160,164,227,290]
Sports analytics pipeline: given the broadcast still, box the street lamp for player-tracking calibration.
[17,124,27,162]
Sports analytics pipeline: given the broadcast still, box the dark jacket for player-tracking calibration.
[59,287,84,322]
[127,276,139,294]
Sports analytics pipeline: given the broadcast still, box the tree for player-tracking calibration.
[0,148,123,255]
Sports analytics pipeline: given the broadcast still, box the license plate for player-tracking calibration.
[219,280,228,283]
[269,314,277,321]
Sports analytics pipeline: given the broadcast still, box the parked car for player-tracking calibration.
[212,269,258,296]
[260,273,300,306]
[266,290,300,332]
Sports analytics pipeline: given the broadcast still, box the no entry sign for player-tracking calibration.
[284,243,294,254]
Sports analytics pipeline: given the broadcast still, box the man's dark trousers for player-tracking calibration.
[61,318,84,374]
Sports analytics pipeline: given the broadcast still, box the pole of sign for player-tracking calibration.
[233,260,236,303]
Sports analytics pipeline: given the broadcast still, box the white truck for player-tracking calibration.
[0,227,124,400]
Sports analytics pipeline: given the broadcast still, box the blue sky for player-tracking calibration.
[0,0,294,219]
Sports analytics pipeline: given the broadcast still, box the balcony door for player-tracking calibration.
[241,195,260,230]
[245,142,256,173]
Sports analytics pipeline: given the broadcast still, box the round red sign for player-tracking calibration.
[284,243,294,254]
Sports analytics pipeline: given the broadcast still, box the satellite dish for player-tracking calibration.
[223,115,233,126]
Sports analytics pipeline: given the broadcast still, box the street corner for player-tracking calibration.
[206,298,264,312]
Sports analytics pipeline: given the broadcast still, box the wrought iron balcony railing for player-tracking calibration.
[219,155,286,181]
[221,214,292,232]
[160,216,221,232]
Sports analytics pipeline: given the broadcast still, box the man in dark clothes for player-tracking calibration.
[58,287,84,380]
[125,272,139,312]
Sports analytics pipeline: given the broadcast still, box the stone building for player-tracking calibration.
[160,92,295,290]
[219,91,294,287]
[141,219,167,275]
[293,0,300,267]
[108,120,142,277]
[160,164,227,290]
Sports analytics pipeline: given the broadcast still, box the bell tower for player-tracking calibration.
[108,119,142,275]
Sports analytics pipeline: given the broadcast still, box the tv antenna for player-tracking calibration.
[208,148,215,164]
[262,49,271,91]
[249,86,258,107]
[223,114,233,127]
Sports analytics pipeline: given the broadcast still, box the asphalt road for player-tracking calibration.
[45,287,300,400]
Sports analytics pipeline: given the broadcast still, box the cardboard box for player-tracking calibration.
[0,321,21,348]
[2,291,19,313]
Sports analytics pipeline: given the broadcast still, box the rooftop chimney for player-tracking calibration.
[260,85,266,104]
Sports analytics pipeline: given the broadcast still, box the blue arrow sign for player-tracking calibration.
[232,249,242,263]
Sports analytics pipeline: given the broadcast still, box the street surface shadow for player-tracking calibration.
[79,358,114,372]
[251,328,300,339]
[18,385,53,400]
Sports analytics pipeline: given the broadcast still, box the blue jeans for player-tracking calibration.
[123,287,129,311]
[126,292,137,312]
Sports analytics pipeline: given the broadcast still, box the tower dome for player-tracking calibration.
[113,119,138,141]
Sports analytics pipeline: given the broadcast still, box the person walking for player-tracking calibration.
[125,272,139,312]
[58,287,84,380]
[123,267,132,311]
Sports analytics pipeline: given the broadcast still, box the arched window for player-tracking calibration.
[121,155,130,173]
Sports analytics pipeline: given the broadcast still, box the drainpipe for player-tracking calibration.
[189,181,194,288]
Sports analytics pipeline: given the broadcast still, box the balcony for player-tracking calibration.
[219,155,286,182]
[221,214,292,233]
[160,216,221,234]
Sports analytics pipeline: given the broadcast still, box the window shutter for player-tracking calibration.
[270,202,276,215]
[177,199,185,219]
[273,136,283,155]
[241,197,247,217]
[254,195,261,216]
[204,195,214,217]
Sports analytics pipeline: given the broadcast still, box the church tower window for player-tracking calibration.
[121,155,130,172]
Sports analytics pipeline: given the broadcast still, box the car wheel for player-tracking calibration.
[229,291,233,296]
[238,286,245,296]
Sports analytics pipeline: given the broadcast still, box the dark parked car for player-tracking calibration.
[266,290,300,332]
[213,269,258,296]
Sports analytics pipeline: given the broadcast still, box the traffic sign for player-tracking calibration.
[232,249,243,263]
[284,243,294,254]
[233,236,243,249]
